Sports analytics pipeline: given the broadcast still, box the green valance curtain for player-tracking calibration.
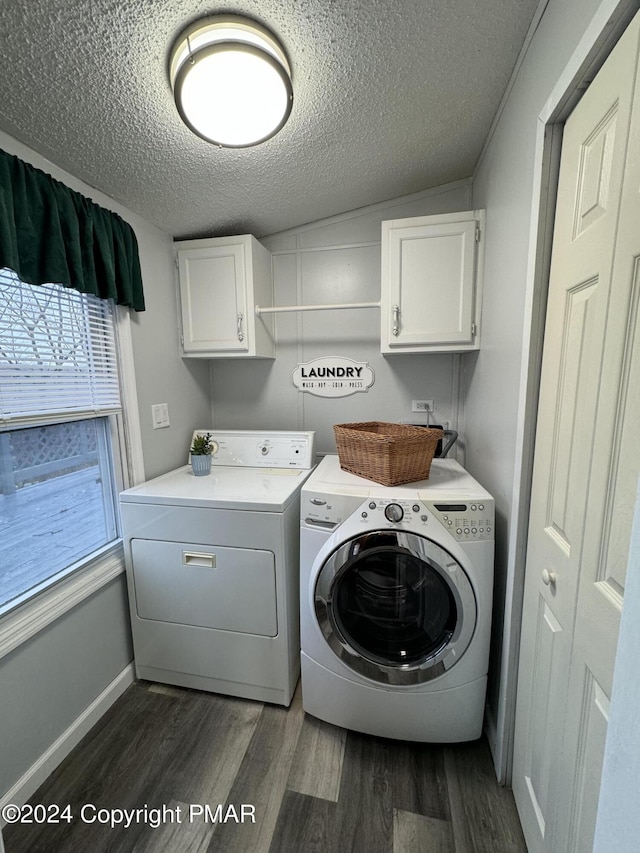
[0,148,145,311]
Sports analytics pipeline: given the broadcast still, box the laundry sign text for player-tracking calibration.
[293,357,375,397]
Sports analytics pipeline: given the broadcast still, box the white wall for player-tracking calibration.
[128,227,211,479]
[209,180,473,454]
[0,580,132,797]
[468,0,640,777]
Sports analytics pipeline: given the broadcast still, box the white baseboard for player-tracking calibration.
[0,664,134,824]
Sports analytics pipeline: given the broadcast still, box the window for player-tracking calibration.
[0,270,125,614]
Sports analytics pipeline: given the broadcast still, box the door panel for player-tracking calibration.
[513,12,640,853]
[573,105,618,238]
[522,598,564,840]
[545,275,600,551]
[565,671,610,853]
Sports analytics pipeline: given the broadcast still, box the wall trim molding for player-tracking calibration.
[0,664,135,821]
[0,550,125,662]
[116,306,146,487]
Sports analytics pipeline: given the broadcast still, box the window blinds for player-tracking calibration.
[0,271,121,428]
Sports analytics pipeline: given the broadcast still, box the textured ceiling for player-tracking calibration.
[0,0,541,240]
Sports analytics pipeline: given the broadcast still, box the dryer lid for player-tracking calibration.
[120,463,313,512]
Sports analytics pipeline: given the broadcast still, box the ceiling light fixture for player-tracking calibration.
[169,15,293,148]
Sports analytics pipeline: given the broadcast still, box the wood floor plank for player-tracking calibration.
[393,808,455,853]
[141,688,263,807]
[388,741,450,821]
[130,800,213,853]
[205,684,306,853]
[444,740,527,853]
[443,745,475,853]
[287,712,347,802]
[333,730,395,853]
[268,790,338,853]
[146,684,188,698]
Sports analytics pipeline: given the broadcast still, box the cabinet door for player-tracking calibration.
[381,214,480,353]
[179,243,248,354]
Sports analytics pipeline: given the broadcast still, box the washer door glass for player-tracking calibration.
[314,530,476,685]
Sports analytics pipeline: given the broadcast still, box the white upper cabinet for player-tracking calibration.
[380,210,485,354]
[176,234,274,358]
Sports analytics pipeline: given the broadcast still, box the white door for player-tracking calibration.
[512,12,640,853]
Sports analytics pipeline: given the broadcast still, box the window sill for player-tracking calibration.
[0,542,126,662]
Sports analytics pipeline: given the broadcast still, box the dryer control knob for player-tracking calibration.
[385,503,404,523]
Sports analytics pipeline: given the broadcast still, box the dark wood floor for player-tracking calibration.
[4,681,527,853]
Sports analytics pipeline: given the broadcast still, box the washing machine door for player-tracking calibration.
[314,529,476,685]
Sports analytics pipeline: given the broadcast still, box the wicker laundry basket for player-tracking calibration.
[333,422,443,486]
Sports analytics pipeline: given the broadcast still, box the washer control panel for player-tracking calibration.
[302,491,494,542]
[357,499,431,529]
[355,497,494,542]
[423,500,494,542]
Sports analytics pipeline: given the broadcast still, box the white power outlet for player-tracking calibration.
[411,399,434,413]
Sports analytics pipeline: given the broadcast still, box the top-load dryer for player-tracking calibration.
[120,430,315,706]
[300,454,494,741]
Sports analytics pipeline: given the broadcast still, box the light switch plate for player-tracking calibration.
[152,403,170,429]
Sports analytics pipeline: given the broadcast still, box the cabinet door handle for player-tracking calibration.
[392,304,400,336]
[237,313,244,342]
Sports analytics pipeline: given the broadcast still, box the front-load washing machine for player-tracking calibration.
[300,454,494,742]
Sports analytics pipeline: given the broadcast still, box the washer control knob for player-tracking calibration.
[384,503,404,523]
[369,502,377,510]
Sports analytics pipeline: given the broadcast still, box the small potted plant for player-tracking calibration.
[190,432,214,476]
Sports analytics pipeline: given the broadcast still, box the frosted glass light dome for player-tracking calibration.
[169,16,293,148]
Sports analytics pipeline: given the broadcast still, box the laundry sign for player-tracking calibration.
[292,357,375,398]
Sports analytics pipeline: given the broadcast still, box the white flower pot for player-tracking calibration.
[191,455,212,476]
